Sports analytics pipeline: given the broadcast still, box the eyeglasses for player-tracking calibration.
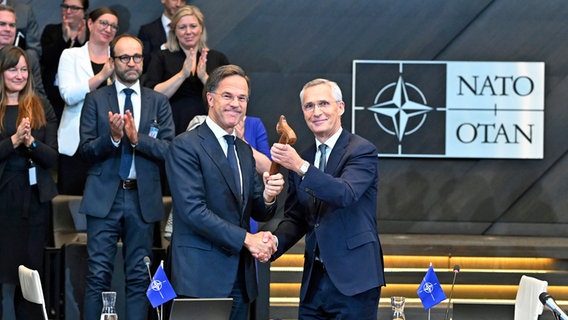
[211,92,249,103]
[114,54,143,64]
[97,20,119,32]
[60,4,84,12]
[302,100,338,112]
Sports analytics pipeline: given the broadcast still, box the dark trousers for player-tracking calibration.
[83,189,153,320]
[299,261,380,320]
[229,252,250,320]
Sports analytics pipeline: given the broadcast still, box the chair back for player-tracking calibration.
[514,275,548,320]
[18,265,49,320]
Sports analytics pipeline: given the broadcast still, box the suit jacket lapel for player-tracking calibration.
[107,85,119,114]
[79,43,95,77]
[199,125,242,205]
[138,89,151,134]
[325,130,350,176]
[235,140,251,210]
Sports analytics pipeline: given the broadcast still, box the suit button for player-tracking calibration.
[315,223,319,228]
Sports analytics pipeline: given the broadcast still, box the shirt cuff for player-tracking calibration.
[111,136,120,147]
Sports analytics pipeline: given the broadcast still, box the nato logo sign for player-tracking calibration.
[352,61,544,159]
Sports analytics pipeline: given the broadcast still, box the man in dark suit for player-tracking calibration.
[79,34,174,320]
[0,4,45,99]
[4,0,41,58]
[138,0,187,73]
[270,78,385,319]
[165,64,284,320]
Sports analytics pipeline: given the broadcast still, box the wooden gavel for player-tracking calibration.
[269,115,297,175]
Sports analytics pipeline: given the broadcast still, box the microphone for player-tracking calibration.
[444,265,460,320]
[144,256,152,279]
[144,256,161,320]
[540,292,568,320]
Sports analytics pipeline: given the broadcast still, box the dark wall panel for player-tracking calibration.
[30,0,568,237]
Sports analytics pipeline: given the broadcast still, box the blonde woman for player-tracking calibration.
[144,5,229,135]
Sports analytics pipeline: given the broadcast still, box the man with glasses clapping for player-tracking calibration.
[79,33,174,320]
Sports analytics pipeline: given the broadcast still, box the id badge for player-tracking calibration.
[149,126,159,139]
[29,166,37,185]
[148,119,159,139]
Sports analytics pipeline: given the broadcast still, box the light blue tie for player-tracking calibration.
[119,88,134,180]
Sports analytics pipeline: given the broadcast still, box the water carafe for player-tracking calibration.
[391,296,406,320]
[100,291,118,320]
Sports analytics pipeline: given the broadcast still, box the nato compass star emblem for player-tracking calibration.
[151,280,165,298]
[368,75,432,143]
[422,281,434,294]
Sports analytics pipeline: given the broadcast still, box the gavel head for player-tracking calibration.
[276,115,297,145]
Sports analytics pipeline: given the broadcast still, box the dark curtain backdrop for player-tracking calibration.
[32,0,568,237]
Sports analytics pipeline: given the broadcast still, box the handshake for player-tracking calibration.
[244,231,278,263]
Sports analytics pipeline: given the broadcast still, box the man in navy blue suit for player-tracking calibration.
[166,64,284,320]
[79,34,174,320]
[138,0,187,73]
[270,78,385,319]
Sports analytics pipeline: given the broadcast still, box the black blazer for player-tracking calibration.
[0,98,58,203]
[138,18,167,73]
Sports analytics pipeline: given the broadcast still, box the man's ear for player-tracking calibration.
[206,92,214,109]
[338,100,345,116]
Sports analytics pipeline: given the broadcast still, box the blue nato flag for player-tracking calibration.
[417,265,447,310]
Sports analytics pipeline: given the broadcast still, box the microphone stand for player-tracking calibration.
[444,266,460,320]
[145,260,161,320]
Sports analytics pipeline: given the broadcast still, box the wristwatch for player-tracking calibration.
[298,161,310,176]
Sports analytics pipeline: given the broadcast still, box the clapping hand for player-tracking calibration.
[11,117,31,148]
[196,48,208,83]
[108,111,125,142]
[181,47,197,79]
[123,110,138,145]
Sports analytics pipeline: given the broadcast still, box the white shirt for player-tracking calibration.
[114,80,142,179]
[205,117,243,193]
[316,128,343,170]
[160,14,171,50]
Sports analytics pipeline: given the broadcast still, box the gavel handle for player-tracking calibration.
[269,162,281,176]
[268,136,288,175]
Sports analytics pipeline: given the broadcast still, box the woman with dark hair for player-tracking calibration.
[41,0,90,123]
[56,6,117,195]
[0,45,58,319]
[144,5,229,135]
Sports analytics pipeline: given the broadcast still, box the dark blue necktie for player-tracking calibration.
[224,135,241,196]
[318,144,328,172]
[315,143,328,262]
[119,88,134,180]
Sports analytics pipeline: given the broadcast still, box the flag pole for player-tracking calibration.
[428,262,432,320]
[160,260,164,320]
[148,261,161,320]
